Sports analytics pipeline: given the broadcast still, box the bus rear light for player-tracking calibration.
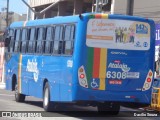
[130,96,136,99]
[80,74,85,79]
[147,78,151,82]
[144,83,149,88]
[149,72,152,77]
[142,70,153,91]
[79,68,84,72]
[78,66,88,88]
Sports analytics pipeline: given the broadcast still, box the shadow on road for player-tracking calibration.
[23,100,133,118]
[25,100,43,108]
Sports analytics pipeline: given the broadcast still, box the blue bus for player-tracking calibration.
[4,13,155,114]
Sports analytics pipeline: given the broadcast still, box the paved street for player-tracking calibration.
[0,89,159,120]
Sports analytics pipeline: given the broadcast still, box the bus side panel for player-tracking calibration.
[5,54,30,95]
[21,55,73,101]
[43,56,73,101]
[21,55,59,100]
[5,55,19,90]
[59,57,73,101]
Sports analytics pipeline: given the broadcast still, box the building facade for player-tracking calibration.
[28,0,160,22]
[28,0,95,19]
[0,12,27,32]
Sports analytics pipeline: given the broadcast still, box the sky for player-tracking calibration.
[0,0,28,14]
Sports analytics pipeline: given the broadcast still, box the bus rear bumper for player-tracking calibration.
[74,88,151,104]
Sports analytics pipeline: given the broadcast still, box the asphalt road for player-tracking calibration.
[0,89,159,120]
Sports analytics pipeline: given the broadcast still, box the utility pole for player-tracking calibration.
[127,0,134,16]
[6,0,9,27]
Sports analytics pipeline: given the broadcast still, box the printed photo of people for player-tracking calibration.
[115,27,135,44]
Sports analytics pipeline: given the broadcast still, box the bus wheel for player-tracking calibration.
[43,82,55,111]
[97,102,120,115]
[15,84,25,102]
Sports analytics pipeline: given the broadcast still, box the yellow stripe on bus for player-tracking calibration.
[18,54,22,93]
[101,14,108,19]
[99,48,107,90]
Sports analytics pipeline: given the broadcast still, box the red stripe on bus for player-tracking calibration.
[95,14,102,18]
[93,48,101,78]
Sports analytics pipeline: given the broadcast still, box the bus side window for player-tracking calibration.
[28,28,36,53]
[53,25,64,55]
[14,29,21,53]
[36,27,45,54]
[64,25,75,55]
[8,29,15,52]
[45,26,54,54]
[21,29,28,53]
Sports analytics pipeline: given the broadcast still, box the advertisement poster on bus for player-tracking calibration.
[156,24,160,46]
[155,24,160,78]
[155,24,160,61]
[86,19,150,51]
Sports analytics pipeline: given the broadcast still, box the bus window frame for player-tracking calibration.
[14,28,22,53]
[36,26,46,54]
[53,25,64,55]
[21,28,28,53]
[63,24,75,56]
[27,27,37,54]
[44,26,55,55]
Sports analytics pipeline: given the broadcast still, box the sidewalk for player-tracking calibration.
[0,83,5,89]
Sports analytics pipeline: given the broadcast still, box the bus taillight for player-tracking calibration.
[142,70,153,91]
[78,66,88,88]
[79,68,84,72]
[80,74,85,79]
[147,78,151,82]
[149,72,152,77]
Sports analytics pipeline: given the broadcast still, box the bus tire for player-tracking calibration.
[43,82,55,112]
[97,102,120,115]
[15,84,25,102]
